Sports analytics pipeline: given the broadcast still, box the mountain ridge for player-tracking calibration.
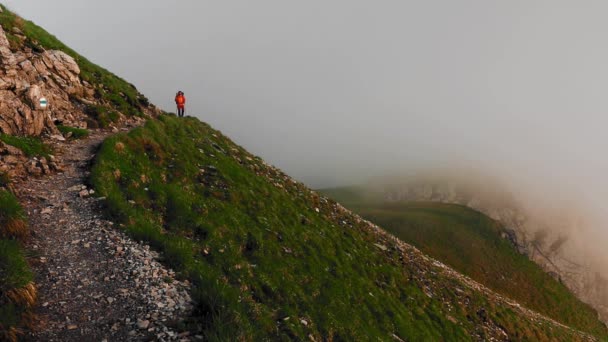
[327,175,608,323]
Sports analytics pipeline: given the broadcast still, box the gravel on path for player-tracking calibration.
[16,130,194,342]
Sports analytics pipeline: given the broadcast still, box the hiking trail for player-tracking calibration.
[15,129,194,342]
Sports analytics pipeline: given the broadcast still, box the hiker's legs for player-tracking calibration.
[177,107,184,117]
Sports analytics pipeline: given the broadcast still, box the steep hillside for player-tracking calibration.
[90,115,608,340]
[331,177,608,323]
[320,188,605,335]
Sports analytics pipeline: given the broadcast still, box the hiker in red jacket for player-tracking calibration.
[175,91,186,117]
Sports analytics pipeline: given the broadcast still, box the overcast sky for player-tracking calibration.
[4,0,608,198]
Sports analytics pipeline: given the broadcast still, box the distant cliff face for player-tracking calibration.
[0,25,95,135]
[380,178,608,323]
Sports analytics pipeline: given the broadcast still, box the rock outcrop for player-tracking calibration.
[0,141,61,180]
[0,25,96,136]
[0,20,158,181]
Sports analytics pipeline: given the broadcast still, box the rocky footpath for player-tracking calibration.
[15,130,195,341]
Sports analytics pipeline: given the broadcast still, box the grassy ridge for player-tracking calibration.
[90,115,606,340]
[0,190,35,342]
[321,188,607,337]
[0,4,149,123]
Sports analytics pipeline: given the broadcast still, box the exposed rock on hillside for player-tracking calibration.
[0,25,93,135]
[0,21,157,137]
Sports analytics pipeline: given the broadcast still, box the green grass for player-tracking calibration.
[90,115,607,341]
[0,189,34,342]
[0,134,51,158]
[0,4,150,123]
[0,240,31,291]
[321,188,608,338]
[83,105,121,128]
[57,125,89,140]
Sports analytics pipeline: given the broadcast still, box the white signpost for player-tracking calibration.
[39,97,48,109]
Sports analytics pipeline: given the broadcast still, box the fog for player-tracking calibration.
[5,1,608,272]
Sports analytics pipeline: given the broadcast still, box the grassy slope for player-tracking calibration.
[0,190,34,342]
[56,125,89,140]
[0,134,51,157]
[90,115,608,340]
[322,187,607,337]
[0,4,149,125]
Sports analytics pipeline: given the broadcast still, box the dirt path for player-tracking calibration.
[15,130,194,342]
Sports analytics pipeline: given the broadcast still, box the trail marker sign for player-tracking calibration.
[39,97,48,109]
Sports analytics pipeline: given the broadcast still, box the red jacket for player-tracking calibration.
[175,94,186,108]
